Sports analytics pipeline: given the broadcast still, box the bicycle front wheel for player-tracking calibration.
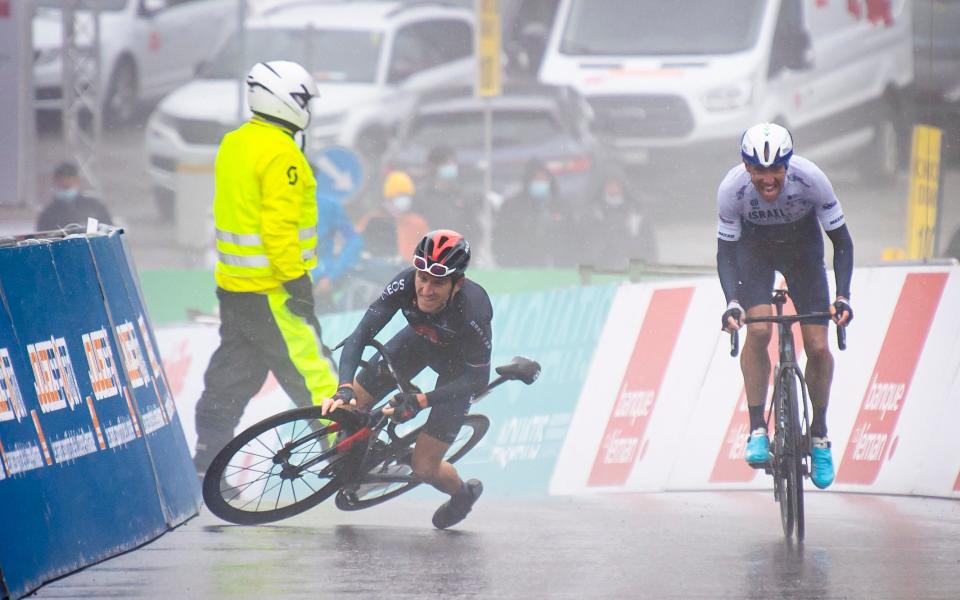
[335,414,490,511]
[777,370,805,541]
[202,406,352,525]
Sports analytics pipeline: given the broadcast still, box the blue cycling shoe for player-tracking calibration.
[744,428,770,464]
[811,437,835,489]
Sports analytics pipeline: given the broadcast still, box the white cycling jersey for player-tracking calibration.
[716,155,845,242]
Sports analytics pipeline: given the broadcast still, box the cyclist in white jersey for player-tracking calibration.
[717,123,853,489]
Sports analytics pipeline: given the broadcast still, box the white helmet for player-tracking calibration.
[740,122,794,168]
[246,60,318,131]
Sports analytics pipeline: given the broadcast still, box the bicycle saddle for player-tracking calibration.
[495,356,541,385]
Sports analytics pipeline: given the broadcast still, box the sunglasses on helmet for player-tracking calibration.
[413,254,455,277]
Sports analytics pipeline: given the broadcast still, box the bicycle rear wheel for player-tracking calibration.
[202,406,352,525]
[335,414,489,511]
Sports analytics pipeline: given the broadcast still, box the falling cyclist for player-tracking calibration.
[322,229,491,528]
[716,123,854,489]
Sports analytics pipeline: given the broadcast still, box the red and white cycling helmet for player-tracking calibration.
[413,230,471,279]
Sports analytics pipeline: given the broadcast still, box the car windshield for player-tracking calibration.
[560,0,766,55]
[201,28,383,83]
[36,0,127,8]
[408,110,562,149]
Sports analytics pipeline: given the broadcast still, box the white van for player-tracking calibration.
[538,0,914,183]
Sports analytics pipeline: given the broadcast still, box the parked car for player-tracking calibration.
[32,0,237,125]
[381,82,608,206]
[144,0,475,218]
[539,0,915,184]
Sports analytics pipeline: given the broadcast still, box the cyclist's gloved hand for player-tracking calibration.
[322,385,355,416]
[385,392,425,424]
[721,301,744,332]
[283,273,315,319]
[832,298,853,326]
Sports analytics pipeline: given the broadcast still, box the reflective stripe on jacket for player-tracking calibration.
[213,118,318,293]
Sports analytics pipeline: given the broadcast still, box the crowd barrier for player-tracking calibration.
[154,264,960,502]
[0,230,199,600]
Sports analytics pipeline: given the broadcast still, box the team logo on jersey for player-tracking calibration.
[287,166,298,185]
[749,198,759,208]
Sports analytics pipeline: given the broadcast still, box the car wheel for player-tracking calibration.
[104,59,139,127]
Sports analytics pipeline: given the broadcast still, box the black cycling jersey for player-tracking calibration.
[338,268,493,406]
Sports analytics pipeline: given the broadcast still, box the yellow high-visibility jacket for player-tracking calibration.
[213,118,318,293]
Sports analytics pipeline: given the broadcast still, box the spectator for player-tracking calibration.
[310,182,365,313]
[36,161,113,231]
[493,159,574,267]
[417,145,481,239]
[585,171,658,270]
[358,170,429,260]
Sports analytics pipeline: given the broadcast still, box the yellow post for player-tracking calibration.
[475,0,501,98]
[905,125,943,259]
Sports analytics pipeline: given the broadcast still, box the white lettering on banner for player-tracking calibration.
[863,373,905,421]
[115,322,151,388]
[141,406,166,434]
[3,442,44,475]
[137,316,162,378]
[725,423,749,460]
[0,348,27,422]
[28,337,83,413]
[613,384,655,425]
[491,414,566,467]
[81,329,121,400]
[50,428,98,463]
[851,423,888,462]
[104,417,138,448]
[602,430,640,465]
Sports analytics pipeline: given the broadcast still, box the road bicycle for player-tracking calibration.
[729,289,846,541]
[201,340,541,525]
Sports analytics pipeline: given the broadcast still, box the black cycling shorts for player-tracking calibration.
[355,326,470,445]
[736,237,830,324]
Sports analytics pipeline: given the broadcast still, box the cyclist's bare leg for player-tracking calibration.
[741,305,773,408]
[411,431,462,496]
[799,324,832,407]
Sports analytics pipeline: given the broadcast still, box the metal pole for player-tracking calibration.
[237,0,246,124]
[61,0,102,194]
[482,97,493,265]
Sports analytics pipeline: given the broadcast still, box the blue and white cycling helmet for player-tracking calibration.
[740,123,794,168]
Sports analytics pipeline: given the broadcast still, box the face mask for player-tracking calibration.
[437,164,458,181]
[604,193,624,207]
[390,195,412,214]
[55,188,80,202]
[528,180,551,199]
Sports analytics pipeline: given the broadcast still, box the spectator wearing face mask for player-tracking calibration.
[493,159,574,267]
[36,161,113,232]
[357,170,429,259]
[585,171,658,270]
[416,145,481,239]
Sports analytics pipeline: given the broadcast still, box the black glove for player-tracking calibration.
[332,385,355,404]
[721,301,744,331]
[388,392,424,424]
[832,299,853,325]
[283,273,315,319]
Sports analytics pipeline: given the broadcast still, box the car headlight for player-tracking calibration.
[702,80,753,112]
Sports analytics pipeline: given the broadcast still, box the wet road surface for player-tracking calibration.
[31,491,960,599]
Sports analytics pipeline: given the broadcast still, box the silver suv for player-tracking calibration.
[145,0,474,219]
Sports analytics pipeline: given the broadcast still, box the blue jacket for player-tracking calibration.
[311,192,363,283]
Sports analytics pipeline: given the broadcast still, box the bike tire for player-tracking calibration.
[781,371,805,542]
[334,414,490,511]
[773,371,795,539]
[202,406,352,525]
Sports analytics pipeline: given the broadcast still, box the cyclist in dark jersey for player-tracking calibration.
[717,123,854,490]
[322,229,491,529]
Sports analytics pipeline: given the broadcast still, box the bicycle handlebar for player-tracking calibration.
[728,312,847,357]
